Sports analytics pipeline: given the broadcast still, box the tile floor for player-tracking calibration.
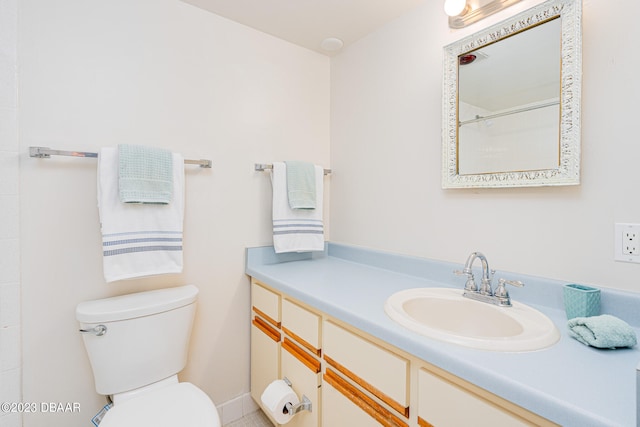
[223,409,272,427]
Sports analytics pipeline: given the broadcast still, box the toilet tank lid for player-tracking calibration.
[76,285,199,323]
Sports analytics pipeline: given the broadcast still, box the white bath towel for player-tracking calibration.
[97,147,185,282]
[272,162,324,253]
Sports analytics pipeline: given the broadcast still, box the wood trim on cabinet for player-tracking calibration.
[282,326,321,357]
[324,368,408,427]
[252,316,281,343]
[324,354,409,418]
[252,306,281,329]
[417,417,435,427]
[282,338,321,373]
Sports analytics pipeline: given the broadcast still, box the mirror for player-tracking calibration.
[442,0,582,188]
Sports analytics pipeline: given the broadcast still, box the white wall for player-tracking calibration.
[330,0,640,292]
[0,0,21,426]
[18,1,329,426]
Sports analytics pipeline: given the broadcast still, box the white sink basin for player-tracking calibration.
[384,288,560,352]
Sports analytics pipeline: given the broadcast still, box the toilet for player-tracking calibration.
[76,284,221,426]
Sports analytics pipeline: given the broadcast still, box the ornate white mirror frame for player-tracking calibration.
[442,0,582,189]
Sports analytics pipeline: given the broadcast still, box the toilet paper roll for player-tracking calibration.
[261,379,300,425]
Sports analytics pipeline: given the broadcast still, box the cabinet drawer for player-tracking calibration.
[323,320,409,415]
[252,280,280,327]
[282,298,321,355]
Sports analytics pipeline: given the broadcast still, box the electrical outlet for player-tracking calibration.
[615,223,640,263]
[623,229,639,255]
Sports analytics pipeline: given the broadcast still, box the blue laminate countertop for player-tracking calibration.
[245,243,640,427]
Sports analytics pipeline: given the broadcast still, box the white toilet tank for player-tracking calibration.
[76,285,199,396]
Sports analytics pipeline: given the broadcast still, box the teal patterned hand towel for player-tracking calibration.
[568,314,637,349]
[118,144,173,204]
[285,161,316,209]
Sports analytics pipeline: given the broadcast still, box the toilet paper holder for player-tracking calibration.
[282,377,312,415]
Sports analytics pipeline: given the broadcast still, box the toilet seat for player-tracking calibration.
[100,382,220,427]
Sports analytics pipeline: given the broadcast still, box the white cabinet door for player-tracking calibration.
[323,320,409,416]
[281,341,320,427]
[251,280,282,411]
[250,319,280,406]
[418,368,532,427]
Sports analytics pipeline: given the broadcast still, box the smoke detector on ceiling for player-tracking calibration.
[320,38,344,52]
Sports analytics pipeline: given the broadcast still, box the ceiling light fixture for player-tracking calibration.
[444,0,468,17]
[446,0,523,29]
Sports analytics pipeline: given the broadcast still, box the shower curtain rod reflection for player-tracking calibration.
[458,99,560,127]
[29,146,212,168]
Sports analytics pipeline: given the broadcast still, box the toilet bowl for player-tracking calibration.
[99,381,219,426]
[76,285,220,426]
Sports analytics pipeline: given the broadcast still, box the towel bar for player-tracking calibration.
[255,163,331,175]
[29,146,212,168]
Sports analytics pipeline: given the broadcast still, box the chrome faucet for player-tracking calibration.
[460,252,492,295]
[454,252,524,307]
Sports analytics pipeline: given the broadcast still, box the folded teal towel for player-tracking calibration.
[568,314,637,349]
[118,144,173,204]
[285,161,316,210]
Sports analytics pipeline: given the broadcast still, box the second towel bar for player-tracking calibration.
[255,163,331,175]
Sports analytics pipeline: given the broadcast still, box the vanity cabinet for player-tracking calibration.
[250,277,557,427]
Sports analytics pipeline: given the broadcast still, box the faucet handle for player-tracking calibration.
[453,269,477,292]
[502,278,524,288]
[494,278,524,298]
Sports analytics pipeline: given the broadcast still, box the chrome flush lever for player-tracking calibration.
[79,325,107,336]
